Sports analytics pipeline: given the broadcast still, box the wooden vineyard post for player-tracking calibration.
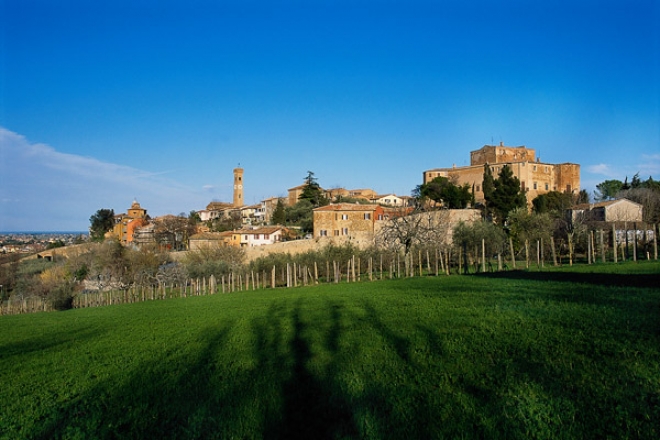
[458,247,462,275]
[482,238,486,273]
[509,237,516,269]
[427,250,431,276]
[613,224,618,263]
[380,254,383,280]
[524,239,530,269]
[632,225,637,262]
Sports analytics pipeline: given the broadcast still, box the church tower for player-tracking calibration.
[233,167,244,208]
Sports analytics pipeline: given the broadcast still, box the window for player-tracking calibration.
[545,183,549,190]
[533,182,537,190]
[533,165,537,171]
[334,230,340,236]
[364,213,371,220]
[476,185,480,192]
[378,214,384,220]
[341,214,348,220]
[320,230,327,237]
[342,228,349,235]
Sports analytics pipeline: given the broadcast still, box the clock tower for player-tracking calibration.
[233,167,244,208]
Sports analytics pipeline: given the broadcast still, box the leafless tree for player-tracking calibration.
[375,209,452,255]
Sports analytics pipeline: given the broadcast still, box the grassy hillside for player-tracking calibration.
[1,262,659,439]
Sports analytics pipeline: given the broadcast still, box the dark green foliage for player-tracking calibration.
[271,198,286,225]
[285,200,314,233]
[1,262,659,439]
[594,179,623,201]
[89,208,115,241]
[532,191,573,214]
[488,165,527,224]
[482,163,495,204]
[298,171,328,207]
[419,176,473,209]
[574,189,590,204]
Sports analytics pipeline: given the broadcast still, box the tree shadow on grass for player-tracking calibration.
[260,299,358,439]
[474,270,659,289]
[31,321,244,439]
[27,299,359,439]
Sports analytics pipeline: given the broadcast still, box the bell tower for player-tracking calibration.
[233,167,244,207]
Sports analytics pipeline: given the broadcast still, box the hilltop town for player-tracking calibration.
[97,143,581,253]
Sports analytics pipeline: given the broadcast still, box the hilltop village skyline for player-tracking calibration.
[102,142,581,247]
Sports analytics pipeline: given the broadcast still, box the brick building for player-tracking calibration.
[423,143,580,205]
[110,200,148,245]
[313,203,392,242]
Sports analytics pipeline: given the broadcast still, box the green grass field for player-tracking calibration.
[1,261,659,439]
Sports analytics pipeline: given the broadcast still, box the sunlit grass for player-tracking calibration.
[1,261,659,439]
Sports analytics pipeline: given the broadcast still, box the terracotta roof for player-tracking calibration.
[572,198,641,210]
[236,226,285,235]
[314,203,379,212]
[190,231,233,240]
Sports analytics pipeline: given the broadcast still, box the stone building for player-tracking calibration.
[110,200,148,245]
[313,203,390,243]
[188,231,236,251]
[189,226,290,250]
[569,198,643,223]
[233,167,244,208]
[423,142,580,205]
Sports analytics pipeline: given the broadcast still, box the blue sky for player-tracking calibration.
[1,0,658,231]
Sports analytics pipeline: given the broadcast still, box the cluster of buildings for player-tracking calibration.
[423,142,580,203]
[194,168,413,227]
[0,233,85,255]
[104,143,602,251]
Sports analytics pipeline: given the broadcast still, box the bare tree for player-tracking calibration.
[375,209,452,255]
[154,214,197,251]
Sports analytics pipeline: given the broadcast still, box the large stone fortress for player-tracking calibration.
[423,142,580,205]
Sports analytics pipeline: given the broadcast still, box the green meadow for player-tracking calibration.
[1,262,659,439]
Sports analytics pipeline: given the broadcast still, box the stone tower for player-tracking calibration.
[233,167,244,208]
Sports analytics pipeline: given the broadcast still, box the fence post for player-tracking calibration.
[482,239,486,273]
[509,237,516,269]
[613,224,618,263]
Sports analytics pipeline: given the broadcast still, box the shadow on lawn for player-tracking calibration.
[25,293,659,439]
[263,299,358,439]
[30,301,358,439]
[474,269,659,289]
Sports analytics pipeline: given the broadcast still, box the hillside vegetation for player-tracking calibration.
[1,262,659,439]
